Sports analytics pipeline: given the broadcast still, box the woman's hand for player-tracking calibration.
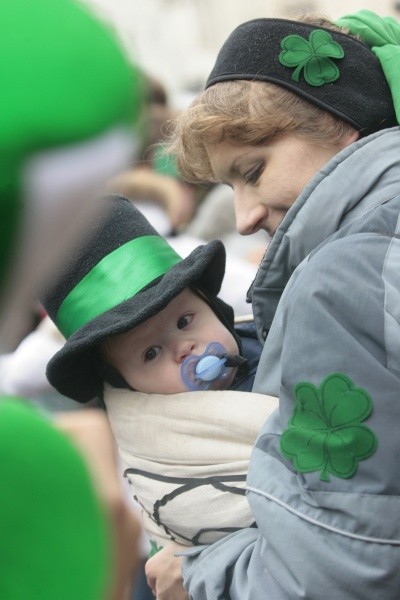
[145,542,188,599]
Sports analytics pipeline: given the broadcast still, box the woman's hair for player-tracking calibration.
[167,15,358,183]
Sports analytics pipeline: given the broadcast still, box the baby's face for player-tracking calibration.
[101,289,239,394]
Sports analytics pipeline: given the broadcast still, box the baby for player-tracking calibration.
[42,195,277,550]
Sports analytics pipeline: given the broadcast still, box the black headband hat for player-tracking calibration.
[42,195,234,403]
[206,15,398,135]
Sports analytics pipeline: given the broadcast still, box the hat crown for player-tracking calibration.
[42,196,180,326]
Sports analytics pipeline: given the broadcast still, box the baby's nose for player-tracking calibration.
[174,339,196,363]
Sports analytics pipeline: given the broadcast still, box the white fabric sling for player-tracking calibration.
[104,385,278,547]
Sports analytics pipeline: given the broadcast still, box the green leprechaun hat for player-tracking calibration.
[0,0,144,296]
[0,398,111,600]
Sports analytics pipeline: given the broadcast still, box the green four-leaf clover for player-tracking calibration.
[279,29,344,86]
[280,373,377,482]
[149,539,163,557]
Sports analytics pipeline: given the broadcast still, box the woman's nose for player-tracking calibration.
[234,193,268,236]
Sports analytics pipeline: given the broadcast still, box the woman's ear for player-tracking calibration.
[342,129,360,148]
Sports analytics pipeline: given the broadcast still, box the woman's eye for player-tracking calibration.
[245,163,263,184]
[177,314,193,329]
[143,346,160,362]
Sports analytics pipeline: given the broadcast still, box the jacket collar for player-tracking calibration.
[248,126,400,328]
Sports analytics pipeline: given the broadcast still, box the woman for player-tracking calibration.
[146,10,400,599]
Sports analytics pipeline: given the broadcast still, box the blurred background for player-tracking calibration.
[84,0,400,110]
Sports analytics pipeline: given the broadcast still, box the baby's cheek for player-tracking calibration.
[163,368,187,394]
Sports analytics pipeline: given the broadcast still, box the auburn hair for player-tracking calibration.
[166,16,358,183]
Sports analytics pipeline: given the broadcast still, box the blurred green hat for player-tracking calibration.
[0,0,144,291]
[0,399,111,600]
[0,0,144,597]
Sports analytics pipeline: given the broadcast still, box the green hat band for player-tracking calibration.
[56,235,181,338]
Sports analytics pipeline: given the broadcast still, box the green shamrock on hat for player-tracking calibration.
[279,29,345,86]
[280,373,377,482]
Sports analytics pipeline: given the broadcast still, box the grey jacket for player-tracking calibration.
[182,127,400,599]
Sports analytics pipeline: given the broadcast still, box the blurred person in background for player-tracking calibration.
[0,0,148,598]
[108,73,198,233]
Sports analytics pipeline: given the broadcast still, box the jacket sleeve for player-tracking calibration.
[182,528,285,600]
[182,234,400,599]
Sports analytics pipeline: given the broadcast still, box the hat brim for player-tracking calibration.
[46,239,226,402]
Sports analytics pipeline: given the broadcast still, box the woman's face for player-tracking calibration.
[207,132,357,238]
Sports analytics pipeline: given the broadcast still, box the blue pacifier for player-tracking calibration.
[181,342,233,391]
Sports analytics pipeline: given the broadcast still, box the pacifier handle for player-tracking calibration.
[195,354,227,382]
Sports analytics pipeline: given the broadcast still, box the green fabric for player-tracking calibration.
[0,398,110,600]
[149,539,164,557]
[0,0,144,291]
[336,10,400,123]
[57,236,182,338]
[0,0,140,153]
[153,145,180,178]
[0,175,19,295]
[279,30,344,86]
[280,373,377,482]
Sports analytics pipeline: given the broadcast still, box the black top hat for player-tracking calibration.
[42,196,228,402]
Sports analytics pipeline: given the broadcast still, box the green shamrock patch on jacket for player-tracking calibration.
[279,29,344,86]
[280,373,377,481]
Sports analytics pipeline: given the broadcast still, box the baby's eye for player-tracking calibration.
[245,163,264,185]
[177,314,193,329]
[143,346,161,362]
